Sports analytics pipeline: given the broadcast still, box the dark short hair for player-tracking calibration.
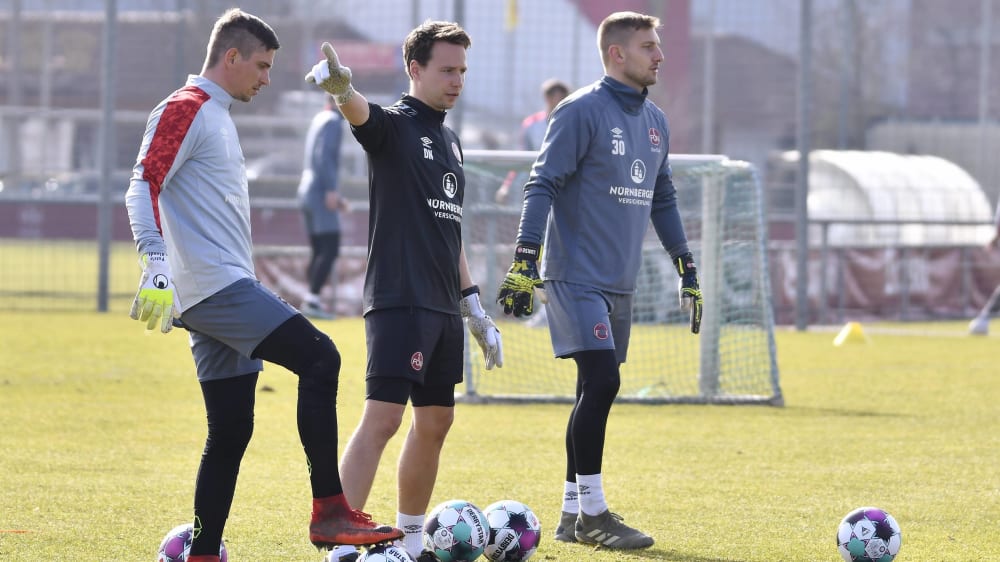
[541,78,570,98]
[402,20,471,76]
[205,8,280,69]
[597,11,660,64]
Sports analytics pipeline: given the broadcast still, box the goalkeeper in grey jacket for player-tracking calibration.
[124,9,401,559]
[496,10,703,552]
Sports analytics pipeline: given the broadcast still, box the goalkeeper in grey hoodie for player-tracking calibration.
[496,10,703,551]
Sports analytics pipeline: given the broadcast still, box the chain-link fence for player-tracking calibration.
[2,0,999,323]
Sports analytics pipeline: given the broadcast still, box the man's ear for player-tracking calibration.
[225,47,241,67]
[609,44,625,64]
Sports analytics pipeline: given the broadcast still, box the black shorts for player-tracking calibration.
[364,307,464,406]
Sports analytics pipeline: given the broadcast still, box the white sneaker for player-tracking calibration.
[969,315,989,335]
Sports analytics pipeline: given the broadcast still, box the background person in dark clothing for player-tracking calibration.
[298,94,349,320]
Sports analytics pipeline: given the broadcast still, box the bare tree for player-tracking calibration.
[809,0,908,149]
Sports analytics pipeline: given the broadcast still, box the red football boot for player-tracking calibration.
[309,495,404,549]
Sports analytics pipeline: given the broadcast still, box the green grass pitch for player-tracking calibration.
[0,240,139,311]
[0,310,998,561]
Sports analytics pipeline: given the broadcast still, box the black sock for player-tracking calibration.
[568,350,620,476]
[190,373,257,555]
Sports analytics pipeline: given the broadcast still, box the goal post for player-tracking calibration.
[459,149,783,406]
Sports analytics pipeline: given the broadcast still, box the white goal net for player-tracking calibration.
[459,150,782,406]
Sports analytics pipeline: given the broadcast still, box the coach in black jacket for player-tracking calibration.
[306,20,503,562]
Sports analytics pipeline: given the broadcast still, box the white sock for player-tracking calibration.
[328,544,357,559]
[397,512,425,557]
[576,473,608,516]
[561,481,579,514]
[305,293,321,305]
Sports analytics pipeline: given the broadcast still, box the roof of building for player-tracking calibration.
[783,150,994,245]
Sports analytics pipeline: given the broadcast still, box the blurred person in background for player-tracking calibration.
[495,78,569,329]
[306,19,503,562]
[124,9,402,561]
[495,11,703,551]
[494,78,570,205]
[969,210,1000,335]
[299,93,349,320]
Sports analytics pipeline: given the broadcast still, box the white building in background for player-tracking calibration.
[776,150,993,246]
[868,121,1000,208]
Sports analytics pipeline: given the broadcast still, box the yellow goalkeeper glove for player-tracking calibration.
[129,252,177,334]
[496,243,545,318]
[674,252,703,334]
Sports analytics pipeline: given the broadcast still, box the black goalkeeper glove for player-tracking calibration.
[496,243,544,318]
[675,252,703,334]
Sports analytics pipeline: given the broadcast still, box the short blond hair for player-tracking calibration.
[597,11,660,65]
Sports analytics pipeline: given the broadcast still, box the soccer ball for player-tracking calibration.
[156,522,228,562]
[356,544,415,562]
[482,500,542,561]
[423,499,490,562]
[836,507,902,562]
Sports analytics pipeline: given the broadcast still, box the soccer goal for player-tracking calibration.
[459,150,783,406]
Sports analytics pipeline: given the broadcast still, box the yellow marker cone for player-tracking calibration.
[833,321,868,346]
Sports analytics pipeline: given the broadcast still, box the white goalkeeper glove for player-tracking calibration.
[129,252,177,334]
[460,286,504,370]
[304,42,356,105]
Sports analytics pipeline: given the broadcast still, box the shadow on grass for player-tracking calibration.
[783,405,917,419]
[655,550,746,562]
[573,545,747,561]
